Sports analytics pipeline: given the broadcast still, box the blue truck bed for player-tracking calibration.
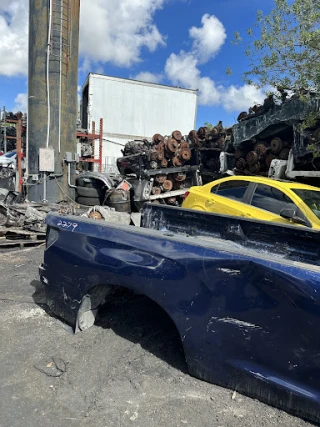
[40,205,320,423]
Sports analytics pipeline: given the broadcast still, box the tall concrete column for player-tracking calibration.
[28,0,80,202]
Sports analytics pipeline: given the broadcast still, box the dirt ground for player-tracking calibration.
[0,246,313,427]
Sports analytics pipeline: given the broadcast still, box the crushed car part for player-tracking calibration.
[41,205,320,424]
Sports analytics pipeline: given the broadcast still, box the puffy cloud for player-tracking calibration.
[165,51,200,88]
[222,84,266,112]
[133,71,163,84]
[198,77,221,106]
[0,0,28,76]
[79,0,166,68]
[164,18,226,106]
[0,3,268,114]
[0,0,166,77]
[14,92,27,112]
[189,14,226,64]
[164,51,221,106]
[164,50,266,110]
[163,15,266,112]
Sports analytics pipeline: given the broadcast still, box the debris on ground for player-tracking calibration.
[0,193,79,250]
[34,356,67,378]
[0,186,142,251]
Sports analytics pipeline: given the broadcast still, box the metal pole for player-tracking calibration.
[3,106,7,153]
[99,118,103,172]
[58,0,63,154]
[16,114,23,193]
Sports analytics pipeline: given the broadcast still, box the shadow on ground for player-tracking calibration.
[97,290,188,373]
[31,280,187,374]
[30,279,46,305]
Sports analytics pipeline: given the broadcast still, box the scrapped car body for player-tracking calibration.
[0,151,17,169]
[182,175,320,229]
[40,205,320,423]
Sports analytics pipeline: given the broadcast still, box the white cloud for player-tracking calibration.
[0,0,28,76]
[164,17,225,107]
[189,14,226,64]
[198,77,221,105]
[165,51,200,88]
[163,15,266,112]
[13,92,27,112]
[0,3,268,115]
[164,50,266,110]
[0,0,165,77]
[164,51,221,106]
[79,0,166,68]
[222,84,266,112]
[133,71,163,84]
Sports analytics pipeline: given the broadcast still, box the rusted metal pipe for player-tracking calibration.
[180,141,189,150]
[172,130,182,141]
[279,148,290,160]
[151,187,161,195]
[236,158,247,170]
[161,180,173,192]
[178,148,192,161]
[174,173,187,182]
[172,156,183,167]
[152,134,164,145]
[155,174,167,184]
[160,158,168,168]
[188,130,199,146]
[270,137,284,154]
[246,151,259,165]
[166,138,179,154]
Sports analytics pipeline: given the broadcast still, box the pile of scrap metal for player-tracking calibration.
[0,189,75,250]
[77,93,320,212]
[0,165,15,191]
[117,125,234,206]
[120,131,194,171]
[117,131,199,207]
[81,204,141,226]
[233,92,320,177]
[75,170,143,213]
[188,123,234,183]
[232,137,292,176]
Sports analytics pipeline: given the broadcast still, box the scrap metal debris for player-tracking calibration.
[0,194,79,250]
[82,205,131,225]
[0,185,140,251]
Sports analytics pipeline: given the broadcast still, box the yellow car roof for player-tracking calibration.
[209,175,320,192]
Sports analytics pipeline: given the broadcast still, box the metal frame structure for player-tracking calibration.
[77,119,103,172]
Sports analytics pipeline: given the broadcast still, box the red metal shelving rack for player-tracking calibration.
[1,114,24,192]
[77,118,103,172]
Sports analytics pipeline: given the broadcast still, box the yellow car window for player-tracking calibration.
[212,180,250,201]
[292,189,320,220]
[251,184,296,215]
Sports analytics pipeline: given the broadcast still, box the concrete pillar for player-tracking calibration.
[28,0,80,202]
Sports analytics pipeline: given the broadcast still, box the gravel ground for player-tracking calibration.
[0,246,313,427]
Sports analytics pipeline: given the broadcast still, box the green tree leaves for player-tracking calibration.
[231,0,320,93]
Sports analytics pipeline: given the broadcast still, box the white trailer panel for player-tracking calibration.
[82,74,198,171]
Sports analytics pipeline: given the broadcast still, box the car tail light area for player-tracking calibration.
[184,191,190,200]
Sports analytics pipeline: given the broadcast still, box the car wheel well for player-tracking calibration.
[75,284,187,367]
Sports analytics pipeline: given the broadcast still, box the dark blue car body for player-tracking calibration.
[40,205,320,423]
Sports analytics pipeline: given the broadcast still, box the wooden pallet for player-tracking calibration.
[0,226,46,250]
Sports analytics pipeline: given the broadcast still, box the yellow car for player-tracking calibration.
[182,176,320,229]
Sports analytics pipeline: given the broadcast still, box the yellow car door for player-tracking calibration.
[246,182,308,225]
[205,179,253,216]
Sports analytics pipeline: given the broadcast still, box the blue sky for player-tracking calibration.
[0,0,275,129]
